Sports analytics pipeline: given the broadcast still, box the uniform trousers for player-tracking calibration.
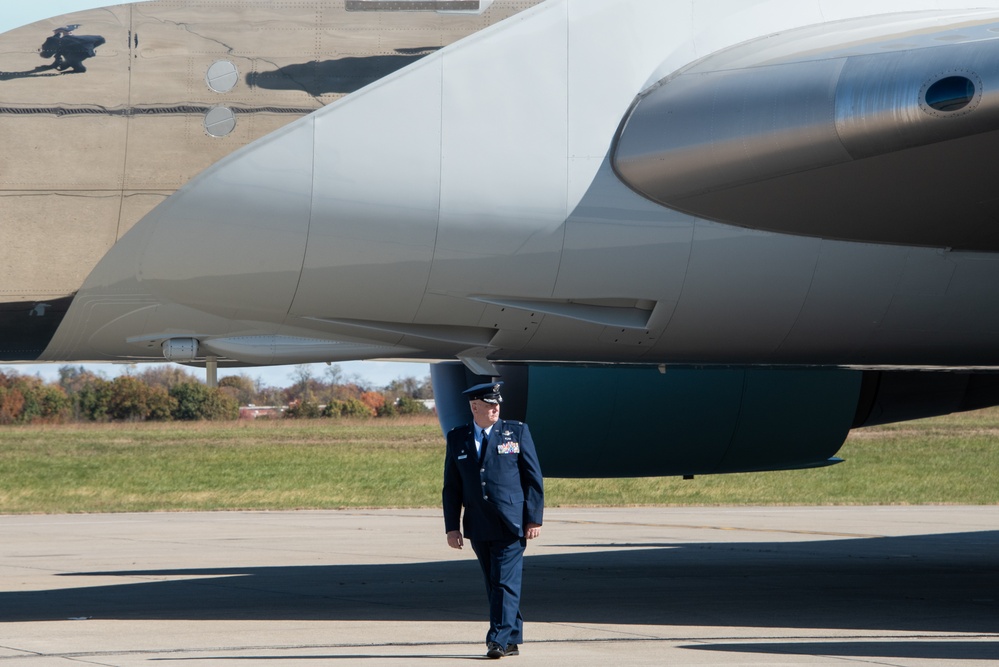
[470,536,527,647]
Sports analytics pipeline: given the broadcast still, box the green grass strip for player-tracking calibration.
[0,411,997,514]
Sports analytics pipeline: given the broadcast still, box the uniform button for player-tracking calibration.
[480,468,485,473]
[481,481,486,486]
[483,495,489,500]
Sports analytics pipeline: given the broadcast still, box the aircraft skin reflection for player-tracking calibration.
[5,0,999,477]
[246,49,441,97]
[38,25,105,73]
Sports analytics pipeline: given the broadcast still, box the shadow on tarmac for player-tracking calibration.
[684,641,999,662]
[4,531,998,661]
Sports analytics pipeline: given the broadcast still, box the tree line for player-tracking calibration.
[0,364,433,425]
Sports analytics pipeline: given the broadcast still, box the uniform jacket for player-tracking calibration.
[442,419,544,541]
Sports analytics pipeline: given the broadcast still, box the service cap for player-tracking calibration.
[462,381,504,404]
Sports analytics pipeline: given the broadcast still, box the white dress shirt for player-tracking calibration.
[476,425,494,455]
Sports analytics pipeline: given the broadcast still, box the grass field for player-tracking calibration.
[0,409,997,514]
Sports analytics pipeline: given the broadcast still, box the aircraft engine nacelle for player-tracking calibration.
[434,363,861,477]
[433,363,999,478]
[614,10,999,251]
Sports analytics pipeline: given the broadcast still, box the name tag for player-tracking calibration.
[497,442,520,455]
[457,454,468,460]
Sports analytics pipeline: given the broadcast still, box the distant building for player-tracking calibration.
[239,405,284,420]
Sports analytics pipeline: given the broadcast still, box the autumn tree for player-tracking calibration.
[322,363,372,402]
[107,376,174,421]
[135,365,200,391]
[384,375,433,402]
[76,377,113,421]
[253,384,285,407]
[359,390,385,414]
[0,385,24,424]
[20,381,72,423]
[323,398,375,418]
[218,374,258,405]
[285,399,322,418]
[395,395,431,415]
[169,382,239,420]
[327,381,364,402]
[58,365,105,395]
[0,372,71,424]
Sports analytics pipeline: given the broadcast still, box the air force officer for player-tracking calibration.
[442,381,544,659]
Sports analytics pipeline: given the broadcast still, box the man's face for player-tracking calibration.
[470,399,500,428]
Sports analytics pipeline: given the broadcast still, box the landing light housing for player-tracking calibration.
[162,338,199,363]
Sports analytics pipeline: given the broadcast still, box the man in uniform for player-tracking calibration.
[442,381,544,659]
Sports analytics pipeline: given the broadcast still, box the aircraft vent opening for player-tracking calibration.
[206,60,239,93]
[923,75,976,113]
[204,106,236,137]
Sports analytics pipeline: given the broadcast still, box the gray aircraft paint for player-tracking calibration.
[32,0,999,369]
[0,0,543,360]
[7,1,999,476]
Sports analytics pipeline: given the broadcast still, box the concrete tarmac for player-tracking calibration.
[1,507,998,666]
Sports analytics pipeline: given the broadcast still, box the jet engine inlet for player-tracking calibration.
[613,11,999,251]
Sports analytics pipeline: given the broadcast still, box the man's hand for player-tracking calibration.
[446,530,464,549]
[525,523,542,540]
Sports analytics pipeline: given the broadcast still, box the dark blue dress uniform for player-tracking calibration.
[442,389,544,653]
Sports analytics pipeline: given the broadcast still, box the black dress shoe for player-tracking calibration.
[486,642,506,659]
[504,644,519,656]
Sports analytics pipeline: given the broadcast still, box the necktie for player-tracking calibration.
[481,430,489,450]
